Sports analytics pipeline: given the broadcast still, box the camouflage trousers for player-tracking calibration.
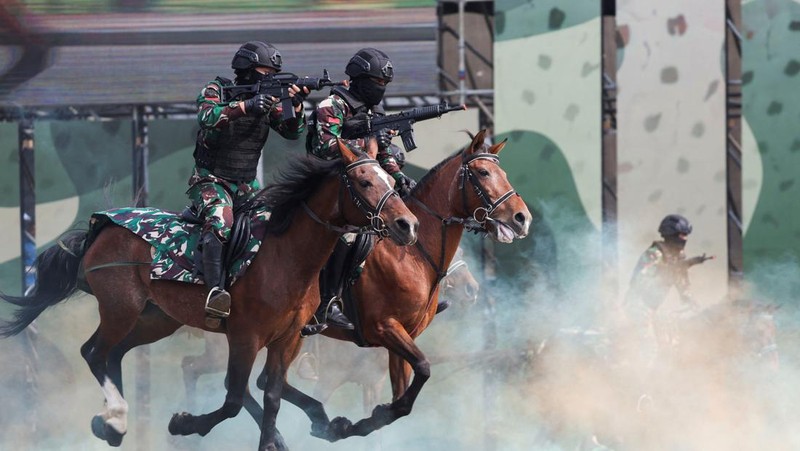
[186,167,260,242]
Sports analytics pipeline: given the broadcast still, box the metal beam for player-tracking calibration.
[725,0,743,295]
[601,0,618,302]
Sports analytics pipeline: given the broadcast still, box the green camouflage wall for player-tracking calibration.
[494,0,602,315]
[495,0,800,306]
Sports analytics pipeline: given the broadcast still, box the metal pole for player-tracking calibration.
[601,0,618,306]
[725,0,743,295]
[18,117,39,437]
[132,105,151,450]
[458,0,466,106]
[19,119,36,293]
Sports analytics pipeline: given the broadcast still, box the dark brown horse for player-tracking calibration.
[0,141,418,451]
[275,129,532,440]
[180,246,480,413]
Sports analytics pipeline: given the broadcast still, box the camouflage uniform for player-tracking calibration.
[306,87,402,177]
[188,78,306,242]
[623,241,693,369]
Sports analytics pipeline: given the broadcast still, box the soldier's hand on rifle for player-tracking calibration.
[375,129,394,150]
[289,84,310,111]
[243,94,274,116]
[341,112,370,139]
[393,171,416,198]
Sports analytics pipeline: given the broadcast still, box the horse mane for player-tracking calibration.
[411,136,493,195]
[254,154,341,235]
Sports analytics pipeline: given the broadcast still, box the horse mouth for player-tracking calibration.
[489,221,520,244]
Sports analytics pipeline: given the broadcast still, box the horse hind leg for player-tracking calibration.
[82,291,151,446]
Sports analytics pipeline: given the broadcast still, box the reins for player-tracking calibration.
[407,150,515,336]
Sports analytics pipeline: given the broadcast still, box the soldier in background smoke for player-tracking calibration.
[623,214,713,369]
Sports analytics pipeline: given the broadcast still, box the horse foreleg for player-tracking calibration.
[258,337,304,451]
[327,318,430,440]
[168,333,259,438]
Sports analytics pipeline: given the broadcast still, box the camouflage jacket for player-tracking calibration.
[626,241,693,310]
[306,91,401,175]
[195,77,306,153]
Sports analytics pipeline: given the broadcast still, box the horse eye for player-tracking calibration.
[359,180,373,188]
[479,169,490,177]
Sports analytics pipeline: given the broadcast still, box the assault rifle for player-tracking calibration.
[221,69,346,120]
[341,102,467,151]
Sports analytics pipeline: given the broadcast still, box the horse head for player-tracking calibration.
[336,137,418,246]
[457,129,532,243]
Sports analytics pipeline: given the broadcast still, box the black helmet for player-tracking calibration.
[658,214,692,237]
[345,48,393,82]
[231,41,282,72]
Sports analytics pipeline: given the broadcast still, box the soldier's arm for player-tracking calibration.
[376,142,402,176]
[311,97,366,159]
[196,81,245,130]
[268,101,306,140]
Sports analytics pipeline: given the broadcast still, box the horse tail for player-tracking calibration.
[0,229,89,338]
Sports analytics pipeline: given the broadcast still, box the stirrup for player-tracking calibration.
[325,298,354,330]
[301,322,328,337]
[205,287,231,318]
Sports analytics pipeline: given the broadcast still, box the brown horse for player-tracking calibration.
[0,141,418,451]
[180,247,480,413]
[272,129,532,440]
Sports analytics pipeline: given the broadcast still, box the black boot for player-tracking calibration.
[202,232,231,328]
[436,299,452,314]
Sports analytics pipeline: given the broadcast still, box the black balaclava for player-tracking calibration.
[349,77,386,108]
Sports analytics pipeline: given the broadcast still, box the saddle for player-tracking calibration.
[87,203,270,287]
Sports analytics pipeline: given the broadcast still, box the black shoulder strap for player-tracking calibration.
[214,76,233,86]
[332,86,367,113]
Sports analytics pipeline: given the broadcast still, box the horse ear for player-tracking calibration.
[336,139,359,165]
[488,138,508,155]
[468,129,488,154]
[365,136,379,159]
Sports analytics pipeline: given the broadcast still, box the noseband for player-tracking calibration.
[458,153,518,231]
[302,157,398,237]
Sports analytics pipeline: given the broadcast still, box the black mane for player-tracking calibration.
[254,154,341,235]
[410,148,463,194]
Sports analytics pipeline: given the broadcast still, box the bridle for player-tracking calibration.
[302,157,399,238]
[406,150,517,336]
[411,151,517,281]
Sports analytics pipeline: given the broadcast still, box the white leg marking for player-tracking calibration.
[101,377,129,434]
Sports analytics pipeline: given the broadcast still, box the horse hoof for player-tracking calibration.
[325,416,352,442]
[168,412,192,436]
[91,415,125,447]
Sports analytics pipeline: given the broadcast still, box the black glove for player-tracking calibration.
[393,172,416,197]
[375,129,393,150]
[341,112,370,139]
[391,145,407,169]
[291,86,309,107]
[243,94,271,116]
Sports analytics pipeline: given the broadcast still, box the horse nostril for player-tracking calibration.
[395,218,411,233]
[465,284,478,299]
[514,212,527,225]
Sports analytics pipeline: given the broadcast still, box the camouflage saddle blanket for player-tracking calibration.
[89,206,270,286]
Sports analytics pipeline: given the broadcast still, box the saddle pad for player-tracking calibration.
[89,206,270,286]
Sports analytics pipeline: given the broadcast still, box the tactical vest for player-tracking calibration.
[194,78,271,182]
